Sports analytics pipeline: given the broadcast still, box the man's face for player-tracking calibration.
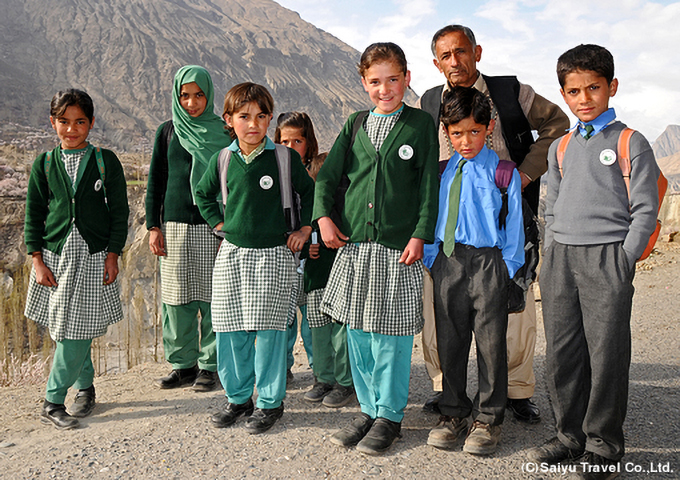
[433,31,482,88]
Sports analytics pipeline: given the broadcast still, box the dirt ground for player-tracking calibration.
[0,244,678,480]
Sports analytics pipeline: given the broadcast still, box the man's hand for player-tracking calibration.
[318,216,349,249]
[519,171,532,191]
[399,238,425,266]
[148,227,166,256]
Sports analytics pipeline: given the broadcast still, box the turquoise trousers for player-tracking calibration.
[45,339,94,404]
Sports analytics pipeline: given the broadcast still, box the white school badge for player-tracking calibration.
[260,175,274,190]
[398,144,414,160]
[600,149,617,166]
[94,179,103,192]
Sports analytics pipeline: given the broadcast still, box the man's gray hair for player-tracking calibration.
[430,25,477,57]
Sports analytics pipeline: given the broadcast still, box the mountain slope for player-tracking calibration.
[0,0,385,150]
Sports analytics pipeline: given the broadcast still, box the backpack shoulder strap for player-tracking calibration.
[350,111,369,148]
[495,160,516,229]
[217,148,232,206]
[275,143,293,212]
[556,130,575,177]
[616,127,635,199]
[420,86,444,127]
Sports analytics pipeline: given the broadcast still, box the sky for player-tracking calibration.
[275,0,680,143]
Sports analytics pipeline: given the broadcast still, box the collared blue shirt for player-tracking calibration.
[423,146,525,278]
[574,107,616,138]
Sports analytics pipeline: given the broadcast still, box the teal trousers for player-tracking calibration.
[163,301,216,371]
[216,329,287,409]
[347,328,413,423]
[287,305,313,369]
[45,339,94,404]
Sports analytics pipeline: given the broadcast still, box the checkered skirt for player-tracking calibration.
[210,241,298,332]
[306,288,332,328]
[321,242,424,336]
[160,222,220,305]
[24,229,123,341]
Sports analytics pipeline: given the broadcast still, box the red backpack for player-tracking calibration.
[556,128,667,261]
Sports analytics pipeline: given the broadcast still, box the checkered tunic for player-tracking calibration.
[160,222,220,305]
[321,242,424,336]
[24,149,122,342]
[365,109,402,151]
[306,288,332,328]
[210,240,298,332]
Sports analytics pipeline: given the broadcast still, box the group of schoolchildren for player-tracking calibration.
[24,25,660,477]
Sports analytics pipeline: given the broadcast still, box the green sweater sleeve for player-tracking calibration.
[194,150,223,228]
[102,149,130,255]
[24,153,50,254]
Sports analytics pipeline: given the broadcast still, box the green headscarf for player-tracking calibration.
[171,65,231,202]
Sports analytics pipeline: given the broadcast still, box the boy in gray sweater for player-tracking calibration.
[529,45,660,480]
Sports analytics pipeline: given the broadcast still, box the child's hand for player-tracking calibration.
[32,254,57,287]
[148,227,166,256]
[399,238,425,266]
[103,252,119,285]
[287,226,312,253]
[309,243,320,259]
[318,216,348,249]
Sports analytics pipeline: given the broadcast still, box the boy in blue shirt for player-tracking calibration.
[424,86,524,456]
[529,45,660,479]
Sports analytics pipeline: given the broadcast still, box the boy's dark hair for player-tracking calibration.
[222,82,274,136]
[358,42,408,77]
[50,89,94,122]
[440,86,491,128]
[275,111,319,163]
[307,152,327,181]
[557,44,615,87]
[430,25,477,56]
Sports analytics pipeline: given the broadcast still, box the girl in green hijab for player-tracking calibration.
[145,65,231,392]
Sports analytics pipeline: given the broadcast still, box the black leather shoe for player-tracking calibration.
[573,451,621,480]
[69,385,96,418]
[244,403,284,434]
[356,417,402,455]
[423,391,443,415]
[41,400,79,430]
[528,437,584,464]
[211,398,254,428]
[192,369,218,392]
[157,365,198,389]
[329,413,375,447]
[507,397,541,424]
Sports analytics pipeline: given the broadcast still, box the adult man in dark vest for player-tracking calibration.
[417,24,569,431]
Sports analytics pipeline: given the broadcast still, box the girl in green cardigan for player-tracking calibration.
[24,89,129,429]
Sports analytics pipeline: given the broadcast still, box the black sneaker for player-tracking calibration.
[244,403,284,434]
[304,382,334,403]
[211,398,254,428]
[157,365,198,389]
[422,391,443,415]
[69,385,96,418]
[322,384,356,408]
[192,369,218,392]
[507,397,541,424]
[329,413,375,447]
[574,451,621,480]
[356,417,402,455]
[527,437,584,464]
[41,400,79,430]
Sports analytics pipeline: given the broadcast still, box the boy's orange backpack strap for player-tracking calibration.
[617,127,667,261]
[555,130,575,177]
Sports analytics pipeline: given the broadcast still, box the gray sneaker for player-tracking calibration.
[322,384,356,408]
[304,382,333,403]
[427,415,468,449]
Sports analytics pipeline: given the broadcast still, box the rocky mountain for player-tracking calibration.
[653,125,680,160]
[0,0,417,152]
